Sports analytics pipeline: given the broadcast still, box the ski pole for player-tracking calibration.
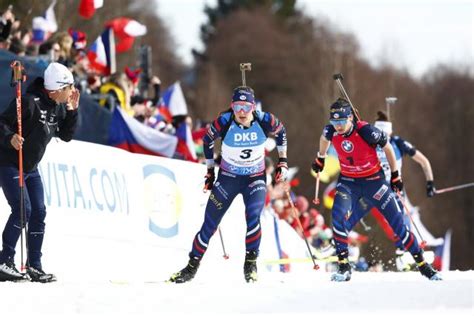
[218,226,229,259]
[312,172,320,205]
[285,189,319,270]
[435,182,474,194]
[10,60,27,271]
[396,191,427,248]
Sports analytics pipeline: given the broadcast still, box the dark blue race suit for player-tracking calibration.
[324,122,421,261]
[345,135,419,249]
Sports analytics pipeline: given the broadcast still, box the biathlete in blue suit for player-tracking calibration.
[311,98,441,281]
[346,111,437,270]
[169,86,288,283]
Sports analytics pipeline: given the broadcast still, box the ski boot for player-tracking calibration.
[413,251,442,281]
[331,258,352,282]
[169,256,201,283]
[243,250,258,283]
[26,266,57,283]
[417,262,442,281]
[0,260,29,282]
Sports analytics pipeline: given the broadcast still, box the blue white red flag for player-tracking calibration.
[32,1,58,43]
[108,108,178,158]
[87,28,116,75]
[175,121,197,162]
[161,81,188,116]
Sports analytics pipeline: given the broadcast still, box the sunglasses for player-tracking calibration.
[56,80,74,88]
[232,102,254,113]
[330,119,348,126]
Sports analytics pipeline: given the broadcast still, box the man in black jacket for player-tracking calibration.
[0,62,80,282]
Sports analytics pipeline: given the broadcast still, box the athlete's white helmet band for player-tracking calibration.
[374,121,393,136]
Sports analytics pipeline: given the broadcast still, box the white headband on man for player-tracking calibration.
[374,121,393,135]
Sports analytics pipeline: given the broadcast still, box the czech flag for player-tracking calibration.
[174,120,197,162]
[108,108,178,158]
[161,81,188,116]
[105,17,147,53]
[32,0,58,43]
[87,28,116,75]
[78,0,103,19]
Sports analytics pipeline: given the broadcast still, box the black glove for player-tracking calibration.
[311,156,325,173]
[204,168,216,191]
[426,180,436,197]
[275,158,289,183]
[390,171,404,192]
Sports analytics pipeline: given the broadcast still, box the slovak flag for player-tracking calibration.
[32,0,58,43]
[87,28,116,75]
[78,0,104,19]
[105,17,147,53]
[108,107,178,158]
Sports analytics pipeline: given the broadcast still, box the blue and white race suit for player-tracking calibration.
[189,110,287,258]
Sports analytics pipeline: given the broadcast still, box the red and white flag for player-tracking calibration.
[78,0,104,19]
[105,17,147,53]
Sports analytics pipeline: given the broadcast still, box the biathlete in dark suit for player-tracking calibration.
[311,98,441,281]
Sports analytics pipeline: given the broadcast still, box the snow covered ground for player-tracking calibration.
[0,141,472,315]
[1,269,472,316]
